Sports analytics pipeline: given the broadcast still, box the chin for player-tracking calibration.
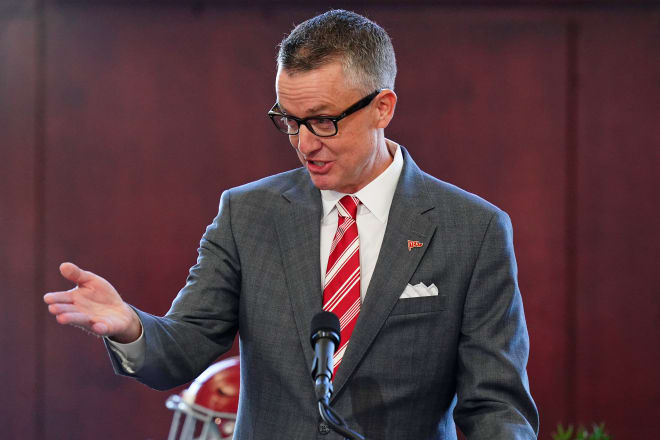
[308,175,336,191]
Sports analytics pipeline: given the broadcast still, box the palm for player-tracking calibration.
[72,281,125,330]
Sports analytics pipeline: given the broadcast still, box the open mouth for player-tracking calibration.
[306,160,332,173]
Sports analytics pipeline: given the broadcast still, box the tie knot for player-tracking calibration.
[337,195,359,219]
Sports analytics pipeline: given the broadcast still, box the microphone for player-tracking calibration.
[310,312,366,440]
[310,311,341,402]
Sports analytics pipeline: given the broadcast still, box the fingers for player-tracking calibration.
[53,312,110,336]
[47,303,78,314]
[91,322,109,335]
[59,262,96,285]
[43,289,74,304]
[47,302,85,321]
[46,263,127,338]
[55,311,91,327]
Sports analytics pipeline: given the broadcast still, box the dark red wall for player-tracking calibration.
[2,2,659,439]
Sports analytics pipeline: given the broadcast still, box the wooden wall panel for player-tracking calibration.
[576,12,660,439]
[0,5,39,439]
[38,5,573,438]
[0,3,649,440]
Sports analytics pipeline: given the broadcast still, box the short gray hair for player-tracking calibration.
[277,10,397,93]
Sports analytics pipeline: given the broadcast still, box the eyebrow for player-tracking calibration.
[278,103,333,117]
[305,104,332,115]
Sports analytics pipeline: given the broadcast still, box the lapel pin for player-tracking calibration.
[407,240,423,251]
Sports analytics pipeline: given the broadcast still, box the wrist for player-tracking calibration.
[110,306,142,344]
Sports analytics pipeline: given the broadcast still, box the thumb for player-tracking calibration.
[59,262,96,285]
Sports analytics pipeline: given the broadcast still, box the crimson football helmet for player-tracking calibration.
[166,356,240,440]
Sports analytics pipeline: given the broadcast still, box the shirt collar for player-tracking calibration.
[320,142,403,224]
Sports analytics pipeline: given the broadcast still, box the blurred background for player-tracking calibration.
[2,0,659,439]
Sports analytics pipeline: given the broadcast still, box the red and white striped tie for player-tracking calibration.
[323,195,361,376]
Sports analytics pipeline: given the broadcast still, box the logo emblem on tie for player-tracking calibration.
[407,240,423,251]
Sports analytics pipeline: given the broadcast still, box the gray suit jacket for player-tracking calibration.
[110,147,538,439]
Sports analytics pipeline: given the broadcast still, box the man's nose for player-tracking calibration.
[295,124,322,156]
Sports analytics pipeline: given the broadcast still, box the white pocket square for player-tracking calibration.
[400,282,438,299]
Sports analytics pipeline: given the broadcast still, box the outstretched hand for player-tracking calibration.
[44,262,142,343]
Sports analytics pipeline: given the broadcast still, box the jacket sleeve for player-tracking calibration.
[106,189,241,391]
[453,209,539,439]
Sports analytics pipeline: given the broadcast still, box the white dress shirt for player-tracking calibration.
[109,143,403,373]
[320,143,403,302]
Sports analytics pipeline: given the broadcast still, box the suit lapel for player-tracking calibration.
[331,148,437,398]
[275,174,324,375]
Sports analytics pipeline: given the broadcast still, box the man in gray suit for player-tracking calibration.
[45,10,538,439]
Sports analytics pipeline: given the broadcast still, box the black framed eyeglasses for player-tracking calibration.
[267,89,382,137]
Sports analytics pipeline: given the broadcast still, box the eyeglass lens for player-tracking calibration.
[272,116,336,136]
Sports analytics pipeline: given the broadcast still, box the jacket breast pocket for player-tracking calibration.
[390,294,447,316]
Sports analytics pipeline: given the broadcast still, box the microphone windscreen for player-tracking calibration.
[311,311,340,337]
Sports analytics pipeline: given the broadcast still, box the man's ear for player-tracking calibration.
[374,89,397,129]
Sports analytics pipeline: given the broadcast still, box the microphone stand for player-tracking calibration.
[317,398,365,440]
[316,380,365,440]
